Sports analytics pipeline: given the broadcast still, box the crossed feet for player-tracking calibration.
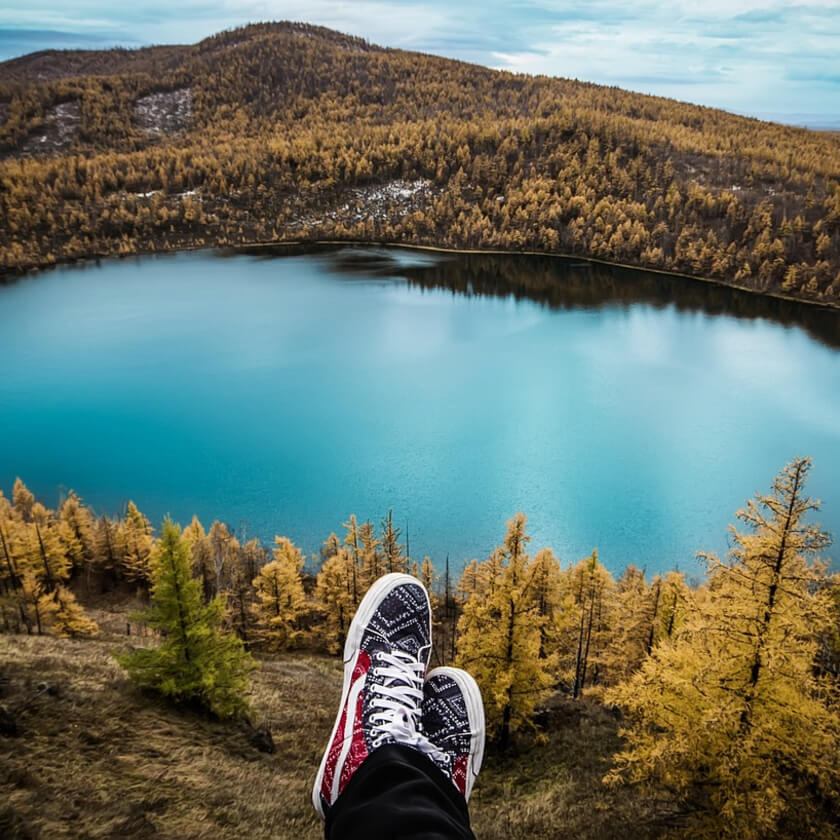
[312,573,485,819]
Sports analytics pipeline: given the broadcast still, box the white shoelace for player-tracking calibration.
[369,648,450,766]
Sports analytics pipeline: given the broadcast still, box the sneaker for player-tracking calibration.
[421,666,485,801]
[312,572,434,819]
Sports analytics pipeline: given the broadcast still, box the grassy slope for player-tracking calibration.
[0,616,670,839]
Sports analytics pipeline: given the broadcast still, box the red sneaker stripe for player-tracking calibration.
[322,651,371,802]
[452,754,469,795]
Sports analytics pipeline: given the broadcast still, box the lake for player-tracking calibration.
[1,246,838,577]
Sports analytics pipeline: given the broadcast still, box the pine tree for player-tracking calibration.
[606,458,840,839]
[456,513,554,747]
[251,536,307,650]
[117,518,253,719]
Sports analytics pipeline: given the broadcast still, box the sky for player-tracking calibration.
[0,1,838,127]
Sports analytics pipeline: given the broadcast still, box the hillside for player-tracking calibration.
[0,21,839,307]
[0,623,667,840]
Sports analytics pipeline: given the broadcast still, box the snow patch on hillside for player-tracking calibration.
[134,88,192,135]
[291,178,435,230]
[19,100,81,156]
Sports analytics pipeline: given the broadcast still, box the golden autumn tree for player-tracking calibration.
[251,536,307,650]
[39,584,99,638]
[456,513,554,747]
[314,545,356,654]
[57,491,96,580]
[604,564,655,682]
[606,458,840,839]
[560,549,615,698]
[120,501,154,585]
[381,509,406,574]
[227,537,266,645]
[182,515,215,602]
[1,483,97,637]
[527,546,565,661]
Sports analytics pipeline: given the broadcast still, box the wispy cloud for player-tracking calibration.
[0,0,838,125]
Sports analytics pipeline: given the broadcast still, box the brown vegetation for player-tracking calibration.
[0,630,666,840]
[1,22,839,307]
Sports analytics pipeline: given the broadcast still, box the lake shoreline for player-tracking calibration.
[4,236,840,314]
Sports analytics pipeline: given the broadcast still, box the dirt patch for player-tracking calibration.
[134,88,192,135]
[19,100,81,156]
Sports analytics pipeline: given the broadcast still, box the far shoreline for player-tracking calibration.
[4,236,840,315]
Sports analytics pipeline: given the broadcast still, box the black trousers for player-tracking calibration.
[325,744,476,840]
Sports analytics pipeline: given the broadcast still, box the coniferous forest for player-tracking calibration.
[1,21,840,308]
[1,458,838,838]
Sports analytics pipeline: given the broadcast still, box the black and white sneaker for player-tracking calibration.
[421,666,485,801]
[312,572,439,819]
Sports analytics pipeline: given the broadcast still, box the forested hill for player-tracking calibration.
[1,21,839,307]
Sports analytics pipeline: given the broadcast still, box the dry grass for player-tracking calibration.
[0,630,672,839]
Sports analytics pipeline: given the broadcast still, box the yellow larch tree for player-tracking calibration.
[359,519,383,589]
[93,514,127,586]
[606,457,840,839]
[456,513,554,747]
[654,569,692,644]
[252,536,307,650]
[560,550,616,698]
[342,514,363,606]
[314,545,356,654]
[182,516,216,602]
[57,491,95,581]
[120,501,154,586]
[227,537,266,645]
[208,520,238,595]
[604,564,655,682]
[527,546,565,661]
[381,510,406,574]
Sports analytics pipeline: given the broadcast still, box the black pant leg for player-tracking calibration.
[324,744,475,840]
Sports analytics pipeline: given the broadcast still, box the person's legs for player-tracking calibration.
[311,574,485,840]
[324,743,474,840]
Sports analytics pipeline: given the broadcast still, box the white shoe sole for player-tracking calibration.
[425,666,486,801]
[312,572,431,820]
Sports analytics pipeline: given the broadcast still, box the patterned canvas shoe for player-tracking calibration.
[312,572,434,820]
[421,666,485,801]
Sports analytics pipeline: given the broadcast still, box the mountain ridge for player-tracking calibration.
[1,22,838,308]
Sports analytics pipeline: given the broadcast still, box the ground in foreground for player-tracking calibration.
[0,632,667,839]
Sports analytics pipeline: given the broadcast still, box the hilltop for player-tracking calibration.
[1,21,839,307]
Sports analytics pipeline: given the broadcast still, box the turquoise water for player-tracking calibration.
[1,247,838,576]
